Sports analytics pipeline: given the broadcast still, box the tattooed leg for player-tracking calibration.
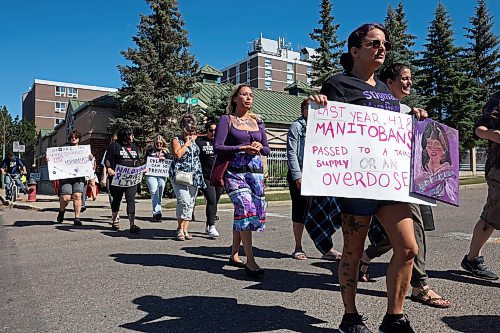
[339,213,371,313]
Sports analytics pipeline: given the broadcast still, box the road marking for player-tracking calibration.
[443,232,500,243]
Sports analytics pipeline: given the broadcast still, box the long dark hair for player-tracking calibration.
[379,63,410,84]
[421,122,451,172]
[339,23,390,73]
[116,127,134,145]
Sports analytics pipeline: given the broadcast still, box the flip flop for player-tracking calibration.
[409,289,451,308]
[292,251,307,260]
[321,251,342,261]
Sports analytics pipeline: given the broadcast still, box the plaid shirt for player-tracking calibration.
[474,91,500,173]
[304,196,342,254]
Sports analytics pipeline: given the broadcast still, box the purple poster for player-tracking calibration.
[411,118,460,206]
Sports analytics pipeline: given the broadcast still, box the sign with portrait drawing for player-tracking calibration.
[301,101,434,205]
[411,118,459,206]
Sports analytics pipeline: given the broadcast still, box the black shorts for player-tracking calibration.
[287,170,308,224]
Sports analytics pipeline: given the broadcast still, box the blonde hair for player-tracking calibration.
[226,84,260,121]
[152,134,168,147]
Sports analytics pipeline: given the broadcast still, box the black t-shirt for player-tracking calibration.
[0,156,24,174]
[321,72,400,112]
[105,142,140,169]
[196,136,215,179]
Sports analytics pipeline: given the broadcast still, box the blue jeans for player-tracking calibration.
[146,176,166,215]
[5,174,26,199]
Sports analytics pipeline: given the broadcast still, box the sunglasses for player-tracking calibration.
[208,128,216,133]
[155,142,163,145]
[70,136,79,140]
[363,39,392,51]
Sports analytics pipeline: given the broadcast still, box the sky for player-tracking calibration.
[0,0,498,118]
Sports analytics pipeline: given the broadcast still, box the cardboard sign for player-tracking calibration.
[47,145,94,180]
[301,101,434,205]
[411,118,460,206]
[111,164,146,187]
[145,157,171,177]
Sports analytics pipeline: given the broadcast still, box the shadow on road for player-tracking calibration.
[442,315,500,333]
[102,228,178,240]
[182,245,290,260]
[428,269,500,288]
[11,220,56,227]
[120,295,335,332]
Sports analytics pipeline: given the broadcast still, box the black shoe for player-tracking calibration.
[74,219,82,226]
[130,225,141,234]
[379,314,414,333]
[80,206,86,213]
[244,265,264,278]
[57,210,65,223]
[153,213,162,221]
[461,255,499,280]
[214,215,220,221]
[339,313,372,333]
[228,258,246,268]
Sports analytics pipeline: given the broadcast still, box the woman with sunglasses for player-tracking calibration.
[145,135,172,221]
[104,127,141,234]
[169,113,206,241]
[196,119,223,238]
[213,85,270,278]
[310,24,417,333]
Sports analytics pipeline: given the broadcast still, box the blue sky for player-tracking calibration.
[0,0,498,118]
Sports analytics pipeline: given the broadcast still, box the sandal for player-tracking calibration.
[410,288,451,308]
[176,229,185,241]
[111,219,120,230]
[358,260,371,282]
[184,231,193,240]
[321,251,342,261]
[292,250,307,260]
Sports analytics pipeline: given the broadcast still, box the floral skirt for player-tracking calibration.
[224,153,266,232]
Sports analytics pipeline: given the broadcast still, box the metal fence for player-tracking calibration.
[459,147,486,171]
[266,149,289,187]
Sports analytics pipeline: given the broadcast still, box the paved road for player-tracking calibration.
[0,184,498,332]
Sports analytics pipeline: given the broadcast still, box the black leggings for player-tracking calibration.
[200,179,223,226]
[110,184,137,215]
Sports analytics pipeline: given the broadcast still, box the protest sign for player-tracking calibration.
[411,118,459,206]
[111,164,147,187]
[47,145,94,180]
[301,101,434,205]
[145,157,171,177]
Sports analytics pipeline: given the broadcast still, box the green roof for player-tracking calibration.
[69,100,87,114]
[72,92,119,116]
[199,64,223,77]
[285,80,314,93]
[193,83,303,124]
[39,128,55,138]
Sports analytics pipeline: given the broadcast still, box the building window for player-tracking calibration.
[55,86,66,96]
[264,80,272,90]
[264,58,272,69]
[287,62,293,72]
[246,61,251,73]
[67,87,78,98]
[307,66,313,75]
[55,102,67,112]
[265,69,272,79]
[287,73,294,83]
[55,118,64,125]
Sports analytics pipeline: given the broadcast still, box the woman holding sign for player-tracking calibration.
[213,85,270,278]
[145,135,171,221]
[311,24,418,333]
[105,127,142,234]
[169,113,206,241]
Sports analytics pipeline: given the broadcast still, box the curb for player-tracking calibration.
[0,195,41,211]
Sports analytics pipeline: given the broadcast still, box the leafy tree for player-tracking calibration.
[463,0,500,104]
[0,106,37,159]
[309,0,345,87]
[204,84,233,122]
[112,0,199,144]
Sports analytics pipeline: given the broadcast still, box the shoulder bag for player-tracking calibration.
[175,139,194,186]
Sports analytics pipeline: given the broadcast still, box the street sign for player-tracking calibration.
[188,98,198,105]
[13,141,20,152]
[176,97,198,105]
[18,145,25,153]
[177,96,186,103]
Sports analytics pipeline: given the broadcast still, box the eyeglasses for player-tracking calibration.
[238,92,254,98]
[363,39,392,51]
[208,128,216,133]
[70,136,79,140]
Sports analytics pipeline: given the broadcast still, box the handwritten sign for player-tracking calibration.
[47,145,94,180]
[145,157,171,177]
[301,101,434,205]
[411,118,459,206]
[111,164,146,187]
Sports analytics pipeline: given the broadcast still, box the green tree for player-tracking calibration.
[309,0,345,87]
[0,106,37,159]
[463,0,500,104]
[112,0,199,144]
[204,84,233,122]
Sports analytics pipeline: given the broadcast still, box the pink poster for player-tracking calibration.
[411,119,460,206]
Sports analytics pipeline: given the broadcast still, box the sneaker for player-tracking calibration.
[214,215,220,221]
[130,225,141,234]
[339,313,372,333]
[207,225,220,237]
[153,213,162,221]
[80,206,87,213]
[461,255,499,280]
[57,210,65,223]
[379,314,414,333]
[74,219,82,226]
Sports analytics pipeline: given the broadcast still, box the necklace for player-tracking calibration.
[234,116,251,126]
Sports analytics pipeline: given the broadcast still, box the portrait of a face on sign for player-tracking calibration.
[411,118,459,206]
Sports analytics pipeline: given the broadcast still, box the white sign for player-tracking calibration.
[111,164,147,187]
[145,157,171,177]
[301,101,434,205]
[47,145,94,180]
[12,141,20,152]
[18,145,25,153]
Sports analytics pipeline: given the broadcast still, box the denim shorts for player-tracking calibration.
[59,178,85,195]
[481,167,500,229]
[339,197,398,216]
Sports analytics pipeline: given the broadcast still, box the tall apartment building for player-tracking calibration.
[22,79,117,131]
[220,35,316,92]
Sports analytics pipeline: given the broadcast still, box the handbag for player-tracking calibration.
[175,138,194,186]
[210,155,230,186]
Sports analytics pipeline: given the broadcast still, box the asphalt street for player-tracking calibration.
[0,184,498,333]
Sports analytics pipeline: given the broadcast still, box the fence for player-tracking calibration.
[266,149,289,187]
[459,147,486,171]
